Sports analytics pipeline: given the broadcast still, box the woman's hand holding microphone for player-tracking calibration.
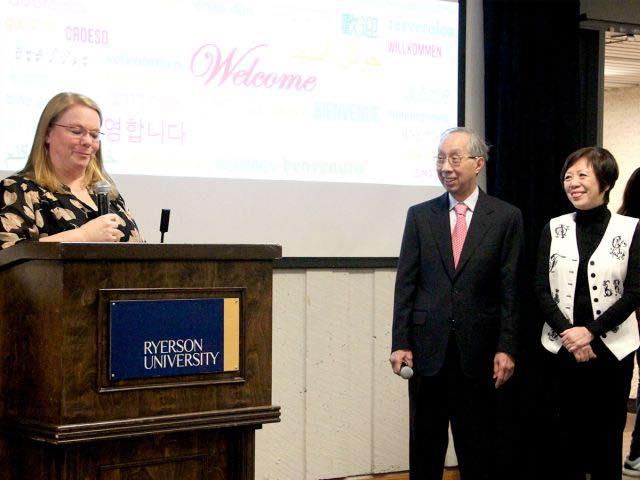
[78,214,124,242]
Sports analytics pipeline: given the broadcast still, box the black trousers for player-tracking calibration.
[540,346,634,480]
[409,337,498,480]
[629,349,640,459]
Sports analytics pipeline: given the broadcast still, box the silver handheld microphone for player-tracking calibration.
[400,363,414,380]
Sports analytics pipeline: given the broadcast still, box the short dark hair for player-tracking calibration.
[560,147,619,204]
[618,167,640,218]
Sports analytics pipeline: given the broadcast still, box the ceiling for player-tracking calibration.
[605,32,640,89]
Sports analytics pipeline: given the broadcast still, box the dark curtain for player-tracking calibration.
[484,0,591,237]
[483,1,599,478]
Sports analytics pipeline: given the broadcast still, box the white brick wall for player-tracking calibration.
[604,85,640,400]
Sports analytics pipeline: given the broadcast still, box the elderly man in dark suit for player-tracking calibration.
[390,127,524,480]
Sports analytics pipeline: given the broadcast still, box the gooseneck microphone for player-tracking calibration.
[159,209,170,243]
[95,181,111,216]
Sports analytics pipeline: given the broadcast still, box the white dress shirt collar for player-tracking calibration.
[448,186,479,212]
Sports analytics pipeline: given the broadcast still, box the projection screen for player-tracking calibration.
[0,0,461,256]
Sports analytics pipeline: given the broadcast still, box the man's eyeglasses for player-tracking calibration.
[52,124,104,142]
[434,154,481,167]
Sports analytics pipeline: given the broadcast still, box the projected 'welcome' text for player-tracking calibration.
[191,43,317,92]
[143,338,220,370]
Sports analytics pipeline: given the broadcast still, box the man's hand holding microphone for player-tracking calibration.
[390,349,414,379]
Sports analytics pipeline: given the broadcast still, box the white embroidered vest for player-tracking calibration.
[541,212,639,360]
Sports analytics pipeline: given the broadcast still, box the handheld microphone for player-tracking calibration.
[400,363,414,380]
[159,209,170,243]
[95,181,111,216]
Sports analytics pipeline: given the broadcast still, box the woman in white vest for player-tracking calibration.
[620,167,640,476]
[535,147,640,480]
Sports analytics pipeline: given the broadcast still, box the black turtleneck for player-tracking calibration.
[535,204,640,346]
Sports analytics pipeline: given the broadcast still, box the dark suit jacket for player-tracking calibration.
[392,190,524,378]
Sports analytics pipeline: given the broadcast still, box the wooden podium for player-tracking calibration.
[0,243,281,479]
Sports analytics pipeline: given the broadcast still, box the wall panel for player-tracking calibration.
[256,269,410,480]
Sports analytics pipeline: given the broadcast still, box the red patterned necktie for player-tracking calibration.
[452,203,468,268]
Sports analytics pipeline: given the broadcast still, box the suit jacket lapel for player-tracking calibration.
[428,193,455,280]
[454,190,494,278]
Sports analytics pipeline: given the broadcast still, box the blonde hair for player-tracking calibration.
[19,92,116,197]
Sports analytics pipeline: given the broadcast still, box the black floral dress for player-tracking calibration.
[0,175,143,248]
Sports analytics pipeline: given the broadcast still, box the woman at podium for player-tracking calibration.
[0,92,143,248]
